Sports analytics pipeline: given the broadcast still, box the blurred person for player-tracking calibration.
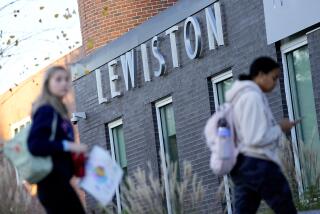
[226,57,297,214]
[27,66,87,214]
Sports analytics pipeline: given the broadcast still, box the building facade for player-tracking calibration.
[72,0,320,213]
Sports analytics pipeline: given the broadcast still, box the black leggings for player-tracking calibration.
[37,176,85,214]
[230,154,297,214]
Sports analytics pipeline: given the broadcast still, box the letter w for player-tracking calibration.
[121,49,137,91]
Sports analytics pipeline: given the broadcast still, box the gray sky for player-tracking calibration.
[0,0,82,94]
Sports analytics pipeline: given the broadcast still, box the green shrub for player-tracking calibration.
[280,136,320,211]
[101,162,204,214]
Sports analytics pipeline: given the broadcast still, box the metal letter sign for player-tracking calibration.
[152,36,166,77]
[165,26,180,68]
[120,50,137,91]
[184,17,202,59]
[205,2,224,50]
[90,3,226,105]
[108,60,121,98]
[95,69,108,104]
[141,43,151,82]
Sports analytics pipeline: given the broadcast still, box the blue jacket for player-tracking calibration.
[27,104,75,182]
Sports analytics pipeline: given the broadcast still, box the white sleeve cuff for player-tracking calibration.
[62,140,71,151]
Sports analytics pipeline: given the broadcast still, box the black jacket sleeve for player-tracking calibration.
[27,105,64,156]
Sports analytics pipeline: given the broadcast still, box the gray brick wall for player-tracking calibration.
[73,0,285,213]
[308,29,320,136]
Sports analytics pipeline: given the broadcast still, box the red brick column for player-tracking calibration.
[77,0,177,55]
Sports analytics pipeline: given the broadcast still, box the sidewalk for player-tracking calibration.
[299,211,320,214]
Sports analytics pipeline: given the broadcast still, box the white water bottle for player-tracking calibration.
[217,118,232,159]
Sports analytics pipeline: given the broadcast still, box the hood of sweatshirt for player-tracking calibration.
[226,80,262,103]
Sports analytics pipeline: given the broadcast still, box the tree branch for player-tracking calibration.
[0,27,61,57]
[0,0,22,12]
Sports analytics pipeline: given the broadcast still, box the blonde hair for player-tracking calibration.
[32,66,70,118]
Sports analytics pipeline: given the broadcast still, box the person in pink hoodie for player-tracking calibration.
[226,57,297,214]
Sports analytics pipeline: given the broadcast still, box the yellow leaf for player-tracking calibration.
[87,39,94,50]
[102,6,109,16]
[85,69,90,75]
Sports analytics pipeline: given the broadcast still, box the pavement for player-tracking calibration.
[299,211,320,214]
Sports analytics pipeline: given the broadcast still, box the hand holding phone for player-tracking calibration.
[280,118,300,133]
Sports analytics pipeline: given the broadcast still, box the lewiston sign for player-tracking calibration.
[91,2,225,104]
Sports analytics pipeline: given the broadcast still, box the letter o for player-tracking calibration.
[184,17,202,59]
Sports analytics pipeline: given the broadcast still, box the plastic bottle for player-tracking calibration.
[217,118,232,159]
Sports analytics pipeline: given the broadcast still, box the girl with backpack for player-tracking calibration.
[27,66,87,214]
[226,57,298,213]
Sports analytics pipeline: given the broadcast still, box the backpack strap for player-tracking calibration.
[49,112,58,142]
[229,87,252,105]
[228,86,261,147]
[228,88,251,146]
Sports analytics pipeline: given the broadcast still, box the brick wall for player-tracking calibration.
[308,29,320,136]
[77,0,177,55]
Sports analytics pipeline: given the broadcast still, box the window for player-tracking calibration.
[212,72,233,105]
[155,97,179,214]
[11,117,31,138]
[282,37,320,195]
[108,119,127,213]
[211,70,233,214]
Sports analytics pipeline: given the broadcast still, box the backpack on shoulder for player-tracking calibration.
[204,103,239,175]
[2,113,57,184]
